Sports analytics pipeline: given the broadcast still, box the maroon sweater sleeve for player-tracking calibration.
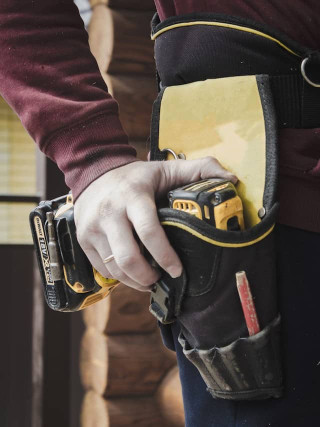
[0,0,137,200]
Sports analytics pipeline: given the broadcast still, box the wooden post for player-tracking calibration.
[81,391,109,427]
[89,8,155,75]
[103,74,157,140]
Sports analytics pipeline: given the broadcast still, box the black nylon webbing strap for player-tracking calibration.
[270,75,302,128]
[270,74,320,129]
[302,80,320,128]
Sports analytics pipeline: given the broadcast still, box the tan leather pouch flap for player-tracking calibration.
[151,75,277,227]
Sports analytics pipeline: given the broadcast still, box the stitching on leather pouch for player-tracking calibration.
[187,245,222,297]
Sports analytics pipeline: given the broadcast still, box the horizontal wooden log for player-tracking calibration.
[89,7,155,75]
[157,366,185,427]
[81,390,109,427]
[104,74,157,140]
[80,328,108,394]
[83,284,156,334]
[80,328,176,397]
[104,332,176,397]
[105,284,157,335]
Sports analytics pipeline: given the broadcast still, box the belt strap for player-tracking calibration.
[271,74,320,128]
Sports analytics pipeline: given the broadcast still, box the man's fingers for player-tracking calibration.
[81,246,113,279]
[199,156,238,183]
[158,156,238,194]
[85,245,153,292]
[127,196,183,278]
[100,215,161,287]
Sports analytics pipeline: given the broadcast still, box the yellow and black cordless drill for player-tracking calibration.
[30,194,118,312]
[168,178,245,231]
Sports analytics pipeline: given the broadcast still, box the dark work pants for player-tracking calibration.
[163,224,320,426]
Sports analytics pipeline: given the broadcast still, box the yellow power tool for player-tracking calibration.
[30,194,118,312]
[168,178,245,231]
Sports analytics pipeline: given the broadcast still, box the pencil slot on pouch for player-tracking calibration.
[179,316,282,400]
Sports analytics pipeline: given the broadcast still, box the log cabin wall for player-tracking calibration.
[80,1,185,426]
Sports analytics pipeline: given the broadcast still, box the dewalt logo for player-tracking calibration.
[34,216,54,285]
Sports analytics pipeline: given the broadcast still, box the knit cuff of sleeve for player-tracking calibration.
[44,112,138,201]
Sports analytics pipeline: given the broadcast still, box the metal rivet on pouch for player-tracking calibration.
[258,207,266,218]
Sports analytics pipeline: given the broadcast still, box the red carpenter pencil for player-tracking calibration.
[236,271,260,336]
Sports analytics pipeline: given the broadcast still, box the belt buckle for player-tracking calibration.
[149,279,175,324]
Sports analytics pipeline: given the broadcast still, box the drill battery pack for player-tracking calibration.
[29,194,118,312]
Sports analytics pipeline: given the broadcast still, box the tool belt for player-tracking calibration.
[149,13,320,400]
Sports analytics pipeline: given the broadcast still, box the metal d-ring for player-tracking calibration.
[301,57,320,88]
[160,148,186,160]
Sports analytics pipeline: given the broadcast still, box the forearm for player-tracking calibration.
[0,0,137,199]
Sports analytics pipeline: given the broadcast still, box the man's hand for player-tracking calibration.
[74,158,237,292]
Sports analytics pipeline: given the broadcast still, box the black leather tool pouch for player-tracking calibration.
[149,73,283,399]
[152,205,282,400]
[147,10,320,399]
